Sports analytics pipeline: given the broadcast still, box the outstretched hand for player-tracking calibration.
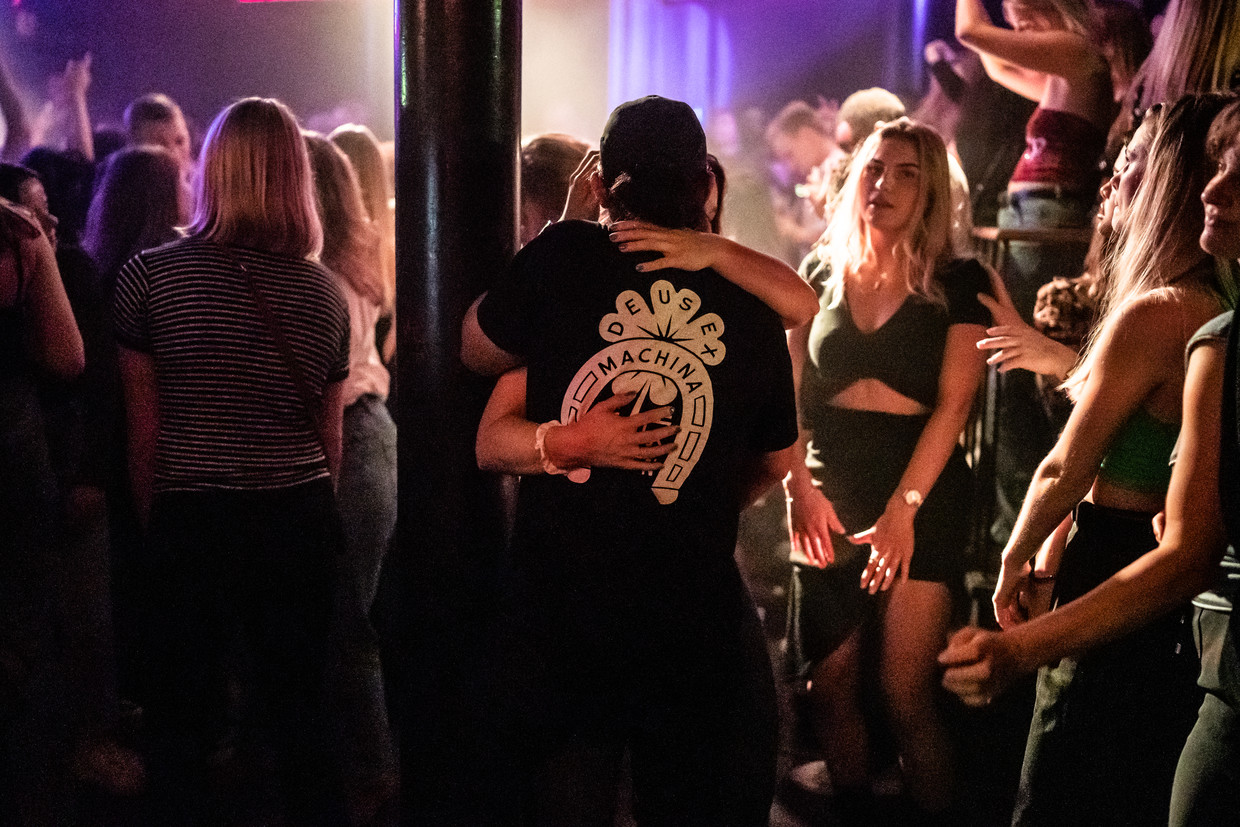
[50,53,91,103]
[976,293,1078,380]
[850,506,915,593]
[939,626,1026,706]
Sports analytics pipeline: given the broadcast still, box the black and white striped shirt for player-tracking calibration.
[113,237,349,492]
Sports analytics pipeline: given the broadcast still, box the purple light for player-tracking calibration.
[608,0,732,117]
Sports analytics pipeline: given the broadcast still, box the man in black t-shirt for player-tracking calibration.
[462,96,797,826]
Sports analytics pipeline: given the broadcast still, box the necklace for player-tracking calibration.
[852,269,890,292]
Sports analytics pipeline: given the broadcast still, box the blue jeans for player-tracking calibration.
[329,394,398,785]
[996,190,1094,315]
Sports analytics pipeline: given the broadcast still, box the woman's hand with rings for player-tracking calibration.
[851,505,915,594]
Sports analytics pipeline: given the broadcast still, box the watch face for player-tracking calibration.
[904,489,923,507]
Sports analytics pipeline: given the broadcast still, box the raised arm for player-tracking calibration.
[607,220,819,329]
[0,54,30,162]
[854,322,987,592]
[941,335,1227,704]
[955,0,1096,101]
[992,298,1175,627]
[560,149,602,223]
[49,54,93,162]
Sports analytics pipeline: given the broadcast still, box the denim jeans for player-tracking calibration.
[329,394,398,786]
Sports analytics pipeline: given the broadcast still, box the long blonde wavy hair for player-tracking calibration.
[303,132,385,308]
[1064,93,1240,401]
[1132,0,1240,113]
[817,118,956,308]
[1002,0,1091,37]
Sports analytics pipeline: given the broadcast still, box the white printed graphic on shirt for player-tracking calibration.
[561,279,723,505]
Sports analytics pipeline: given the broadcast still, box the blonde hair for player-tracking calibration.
[1003,0,1092,38]
[1132,0,1240,112]
[330,123,395,310]
[1065,93,1239,400]
[304,132,385,307]
[817,118,955,307]
[188,97,321,259]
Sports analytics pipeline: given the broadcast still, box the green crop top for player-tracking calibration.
[1096,405,1180,494]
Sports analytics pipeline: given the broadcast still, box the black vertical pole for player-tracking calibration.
[386,0,520,822]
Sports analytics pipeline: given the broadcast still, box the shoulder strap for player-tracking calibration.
[218,243,327,444]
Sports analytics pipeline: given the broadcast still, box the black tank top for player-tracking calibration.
[800,254,991,414]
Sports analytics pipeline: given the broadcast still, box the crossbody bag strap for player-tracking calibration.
[218,243,327,444]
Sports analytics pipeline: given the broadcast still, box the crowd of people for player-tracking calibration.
[0,65,399,824]
[3,0,1240,825]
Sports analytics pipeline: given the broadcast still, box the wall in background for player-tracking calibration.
[0,0,1169,150]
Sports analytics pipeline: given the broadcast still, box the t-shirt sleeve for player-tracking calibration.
[942,258,992,327]
[112,253,152,352]
[1187,310,1232,363]
[327,283,351,384]
[798,248,832,301]
[475,229,558,358]
[753,315,799,453]
[1171,311,1232,467]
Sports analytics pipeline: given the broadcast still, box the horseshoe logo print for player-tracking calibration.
[561,280,724,505]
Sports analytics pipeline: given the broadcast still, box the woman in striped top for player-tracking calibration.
[113,97,349,825]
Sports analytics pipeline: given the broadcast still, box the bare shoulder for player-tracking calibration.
[1108,287,1227,364]
[1121,286,1221,325]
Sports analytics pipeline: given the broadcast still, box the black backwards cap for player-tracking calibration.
[599,95,707,183]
